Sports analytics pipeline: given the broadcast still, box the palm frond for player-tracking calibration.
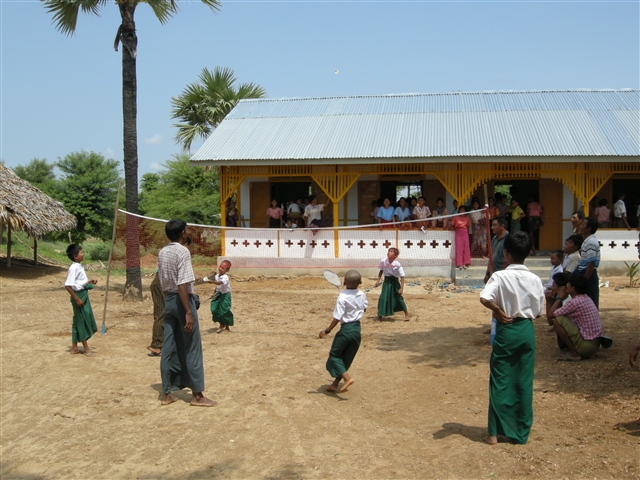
[172,66,266,151]
[199,0,222,14]
[42,0,104,36]
[173,122,212,152]
[142,0,177,24]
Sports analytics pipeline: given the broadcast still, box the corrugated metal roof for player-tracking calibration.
[191,90,640,164]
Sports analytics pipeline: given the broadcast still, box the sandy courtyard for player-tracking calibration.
[1,263,639,479]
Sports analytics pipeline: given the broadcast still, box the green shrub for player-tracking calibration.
[87,242,111,261]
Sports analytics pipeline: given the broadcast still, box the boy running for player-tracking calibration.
[319,270,367,393]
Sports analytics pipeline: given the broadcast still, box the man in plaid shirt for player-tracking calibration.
[548,273,603,361]
[158,219,216,407]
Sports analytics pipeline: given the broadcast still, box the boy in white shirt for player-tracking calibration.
[64,244,98,356]
[208,260,233,333]
[479,231,545,445]
[319,270,367,393]
[373,248,410,321]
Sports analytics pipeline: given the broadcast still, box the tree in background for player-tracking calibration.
[13,158,57,195]
[54,151,120,243]
[172,67,266,151]
[139,154,220,225]
[42,0,221,300]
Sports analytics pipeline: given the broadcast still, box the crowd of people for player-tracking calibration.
[58,184,640,450]
[478,204,640,445]
[61,198,639,448]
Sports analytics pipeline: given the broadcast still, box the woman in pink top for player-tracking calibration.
[594,198,610,228]
[526,196,543,255]
[266,199,283,228]
[451,205,471,269]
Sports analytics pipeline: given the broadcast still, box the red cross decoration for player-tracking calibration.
[230,239,238,247]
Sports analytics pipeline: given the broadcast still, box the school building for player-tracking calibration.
[190,89,640,273]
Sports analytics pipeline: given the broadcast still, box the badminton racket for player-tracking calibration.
[323,270,342,291]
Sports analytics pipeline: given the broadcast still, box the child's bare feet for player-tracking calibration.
[161,394,178,406]
[216,327,224,334]
[70,348,81,355]
[83,350,95,357]
[190,394,218,407]
[339,378,354,393]
[482,435,498,445]
[326,379,340,392]
[404,316,410,322]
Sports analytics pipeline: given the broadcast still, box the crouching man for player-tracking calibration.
[547,274,604,361]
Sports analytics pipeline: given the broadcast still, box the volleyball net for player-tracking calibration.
[112,209,490,269]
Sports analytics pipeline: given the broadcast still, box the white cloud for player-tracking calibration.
[104,148,115,158]
[144,134,162,145]
[150,162,163,171]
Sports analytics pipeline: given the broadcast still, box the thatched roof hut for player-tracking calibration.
[0,164,77,236]
[0,164,76,267]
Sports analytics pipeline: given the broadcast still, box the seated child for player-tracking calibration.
[285,219,298,229]
[562,235,583,273]
[319,270,367,393]
[208,260,234,333]
[64,244,98,356]
[544,250,564,304]
[545,271,570,327]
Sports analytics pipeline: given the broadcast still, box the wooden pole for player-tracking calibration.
[102,181,123,334]
[7,221,12,269]
[33,237,38,265]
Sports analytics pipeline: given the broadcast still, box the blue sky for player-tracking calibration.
[1,0,638,177]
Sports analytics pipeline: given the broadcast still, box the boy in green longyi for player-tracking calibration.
[479,231,545,445]
[64,244,98,357]
[319,270,367,394]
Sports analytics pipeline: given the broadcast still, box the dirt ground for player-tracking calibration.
[1,261,639,479]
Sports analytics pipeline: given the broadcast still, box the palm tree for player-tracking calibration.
[42,0,221,299]
[172,67,266,151]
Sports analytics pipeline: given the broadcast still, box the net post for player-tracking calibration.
[102,180,122,334]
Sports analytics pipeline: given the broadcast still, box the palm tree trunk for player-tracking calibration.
[120,5,142,300]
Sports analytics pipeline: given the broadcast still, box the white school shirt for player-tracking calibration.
[333,289,368,324]
[562,251,581,273]
[65,262,89,291]
[613,199,626,218]
[215,273,231,294]
[304,204,324,223]
[480,264,545,319]
[287,203,301,215]
[378,258,405,278]
[546,264,564,289]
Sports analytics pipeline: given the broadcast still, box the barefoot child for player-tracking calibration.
[319,270,367,393]
[374,248,410,321]
[479,231,545,445]
[208,260,233,333]
[64,244,98,356]
[544,250,564,309]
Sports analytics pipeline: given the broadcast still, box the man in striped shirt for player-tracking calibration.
[158,219,216,407]
[577,218,601,309]
[548,274,603,361]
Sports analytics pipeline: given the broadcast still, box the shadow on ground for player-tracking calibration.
[432,422,486,442]
[374,315,640,400]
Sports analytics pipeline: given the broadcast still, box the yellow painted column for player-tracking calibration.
[343,195,349,226]
[334,202,340,258]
